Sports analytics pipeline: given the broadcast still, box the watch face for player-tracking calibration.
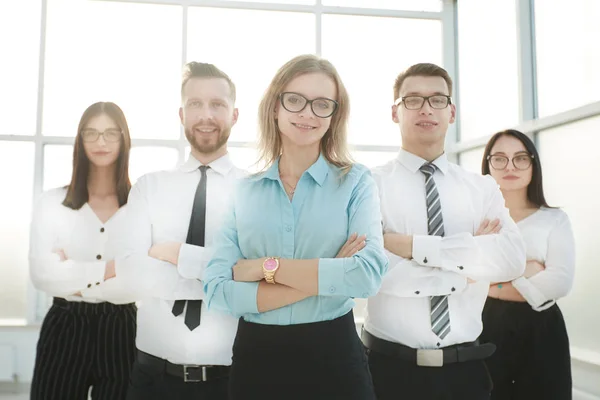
[264,258,278,271]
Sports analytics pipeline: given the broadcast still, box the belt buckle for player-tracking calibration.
[416,349,444,367]
[183,365,207,382]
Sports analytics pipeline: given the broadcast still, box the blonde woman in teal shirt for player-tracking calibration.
[204,54,388,399]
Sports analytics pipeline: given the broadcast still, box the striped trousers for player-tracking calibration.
[31,298,136,400]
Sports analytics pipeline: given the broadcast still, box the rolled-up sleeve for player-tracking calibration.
[318,170,388,298]
[203,199,259,317]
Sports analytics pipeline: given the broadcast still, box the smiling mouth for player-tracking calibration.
[292,122,316,130]
[416,122,437,127]
[195,127,218,133]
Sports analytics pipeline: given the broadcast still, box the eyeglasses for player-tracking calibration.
[81,128,122,143]
[394,95,452,110]
[279,92,339,118]
[487,153,534,170]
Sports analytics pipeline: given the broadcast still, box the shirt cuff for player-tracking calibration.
[83,261,107,290]
[231,281,260,314]
[177,243,209,280]
[412,235,442,267]
[512,276,548,308]
[317,258,347,296]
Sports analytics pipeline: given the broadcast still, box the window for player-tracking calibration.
[322,14,442,146]
[43,0,182,139]
[458,147,485,174]
[0,0,41,135]
[457,0,519,140]
[322,0,442,12]
[187,7,315,143]
[130,147,179,182]
[537,116,600,353]
[535,0,600,116]
[0,142,35,323]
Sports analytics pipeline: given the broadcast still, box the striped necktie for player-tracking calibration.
[420,163,451,340]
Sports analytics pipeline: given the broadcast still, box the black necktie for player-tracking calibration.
[172,165,208,331]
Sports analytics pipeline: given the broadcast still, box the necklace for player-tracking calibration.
[282,179,297,195]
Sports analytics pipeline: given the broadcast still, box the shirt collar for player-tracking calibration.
[179,152,235,176]
[257,153,329,186]
[396,148,449,175]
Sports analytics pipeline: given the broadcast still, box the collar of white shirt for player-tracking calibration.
[179,152,235,176]
[397,148,449,175]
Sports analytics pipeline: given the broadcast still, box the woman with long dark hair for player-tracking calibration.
[29,102,137,399]
[480,129,575,400]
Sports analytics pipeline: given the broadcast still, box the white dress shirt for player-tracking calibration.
[29,187,136,304]
[116,153,244,366]
[512,207,575,311]
[365,149,526,349]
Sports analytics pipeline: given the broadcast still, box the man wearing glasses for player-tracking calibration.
[363,63,526,400]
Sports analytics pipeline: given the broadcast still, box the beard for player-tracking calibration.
[185,123,231,155]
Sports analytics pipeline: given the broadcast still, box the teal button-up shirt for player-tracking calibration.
[203,154,388,325]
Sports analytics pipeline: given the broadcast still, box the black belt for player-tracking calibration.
[362,329,495,367]
[136,350,229,383]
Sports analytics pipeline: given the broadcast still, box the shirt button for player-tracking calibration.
[96,282,101,286]
[457,265,463,270]
[329,286,336,293]
[451,287,456,292]
[415,290,420,295]
[87,284,92,288]
[100,227,105,233]
[285,225,292,232]
[96,255,102,260]
[423,257,428,264]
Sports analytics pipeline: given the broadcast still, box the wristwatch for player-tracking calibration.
[262,257,280,284]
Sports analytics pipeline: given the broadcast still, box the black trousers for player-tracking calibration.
[229,310,376,400]
[481,297,572,400]
[31,298,136,400]
[368,347,493,400]
[126,351,229,400]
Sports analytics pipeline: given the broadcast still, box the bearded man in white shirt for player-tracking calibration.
[120,62,243,400]
[363,63,526,400]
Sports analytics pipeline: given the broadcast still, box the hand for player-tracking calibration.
[383,233,413,259]
[475,219,501,236]
[73,292,82,297]
[233,258,265,282]
[53,248,67,261]
[523,260,545,278]
[104,260,116,281]
[336,233,366,258]
[148,242,182,265]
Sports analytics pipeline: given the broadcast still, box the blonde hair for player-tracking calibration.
[257,54,353,175]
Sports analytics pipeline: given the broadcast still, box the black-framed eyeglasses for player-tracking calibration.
[487,153,534,170]
[394,95,452,110]
[81,128,122,143]
[279,92,339,118]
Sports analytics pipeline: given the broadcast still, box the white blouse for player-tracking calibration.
[29,187,137,304]
[512,207,576,311]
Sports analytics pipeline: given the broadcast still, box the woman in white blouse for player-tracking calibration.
[29,102,137,400]
[480,129,575,400]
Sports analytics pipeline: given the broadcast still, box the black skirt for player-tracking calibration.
[229,310,376,400]
[481,297,572,400]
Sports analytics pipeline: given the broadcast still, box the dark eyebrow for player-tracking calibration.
[403,92,448,97]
